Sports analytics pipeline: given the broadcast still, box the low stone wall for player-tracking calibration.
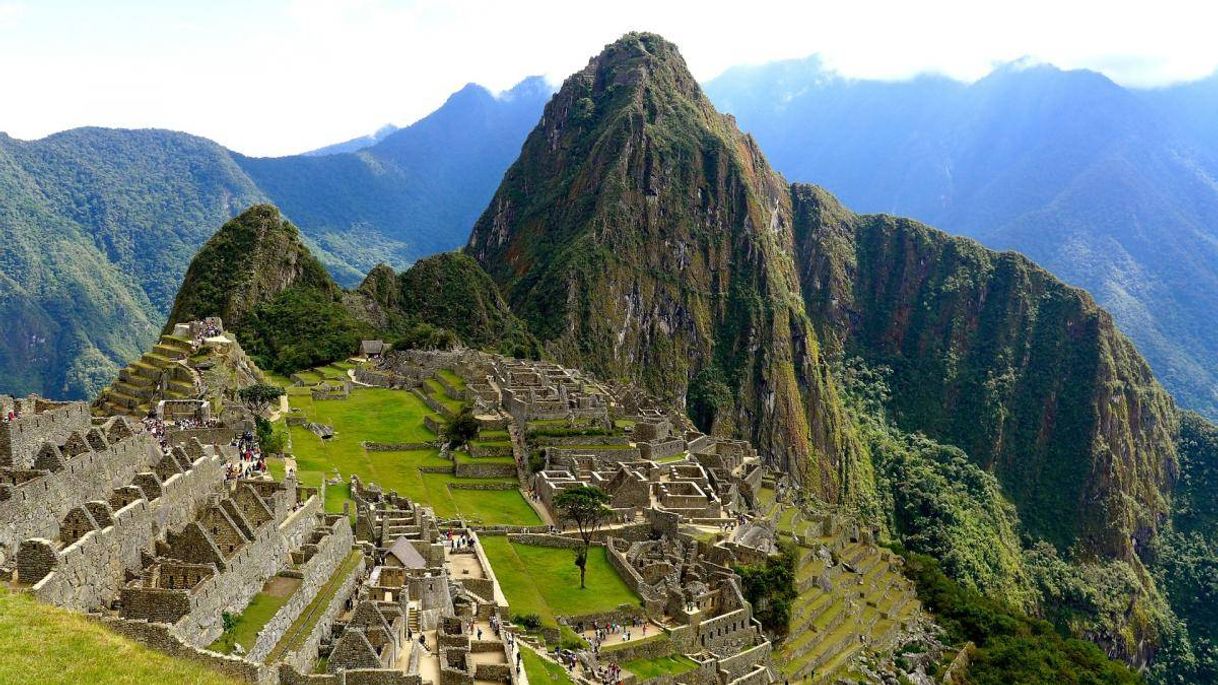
[543,446,641,462]
[505,533,584,549]
[248,518,355,662]
[941,642,975,685]
[469,443,513,458]
[416,389,455,420]
[98,615,275,685]
[282,553,367,674]
[167,428,239,447]
[637,440,685,461]
[715,640,769,682]
[424,415,445,435]
[449,481,517,491]
[365,442,434,451]
[454,461,517,478]
[604,539,665,612]
[598,633,674,663]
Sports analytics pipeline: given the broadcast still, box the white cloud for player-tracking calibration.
[0,0,1215,156]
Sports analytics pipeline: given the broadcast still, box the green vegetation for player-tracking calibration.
[393,252,539,359]
[0,588,240,684]
[443,406,480,449]
[623,654,697,679]
[1149,412,1218,683]
[734,541,798,636]
[552,486,612,589]
[208,580,296,655]
[520,645,575,685]
[903,554,1142,684]
[480,537,639,627]
[286,387,537,525]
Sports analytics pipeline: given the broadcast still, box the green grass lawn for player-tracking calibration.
[623,654,697,679]
[284,388,537,525]
[480,538,639,627]
[437,369,467,390]
[0,589,240,684]
[423,379,465,413]
[521,645,575,685]
[208,579,297,654]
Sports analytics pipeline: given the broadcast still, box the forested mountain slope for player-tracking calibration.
[0,78,549,400]
[706,59,1218,420]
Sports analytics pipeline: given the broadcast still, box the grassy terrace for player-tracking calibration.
[0,589,240,684]
[437,368,466,390]
[208,577,298,654]
[480,537,639,627]
[423,378,464,413]
[624,654,698,679]
[267,550,363,663]
[521,645,575,685]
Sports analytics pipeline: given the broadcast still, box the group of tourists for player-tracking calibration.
[446,529,476,551]
[591,660,624,685]
[2,408,19,423]
[226,430,267,480]
[583,617,647,653]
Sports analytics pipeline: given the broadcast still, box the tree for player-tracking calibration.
[553,486,611,589]
[239,383,284,413]
[444,406,479,450]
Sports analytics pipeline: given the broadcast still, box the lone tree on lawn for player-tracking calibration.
[553,485,611,589]
[444,406,479,450]
[239,383,284,413]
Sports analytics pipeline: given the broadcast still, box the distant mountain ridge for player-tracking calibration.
[0,77,550,400]
[705,58,1218,419]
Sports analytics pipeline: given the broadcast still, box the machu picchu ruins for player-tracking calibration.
[0,321,942,685]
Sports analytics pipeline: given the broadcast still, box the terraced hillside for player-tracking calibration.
[757,486,921,682]
[94,333,196,416]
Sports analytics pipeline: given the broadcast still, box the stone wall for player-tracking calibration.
[713,639,769,682]
[165,495,322,647]
[26,448,224,611]
[167,428,239,447]
[1,431,170,565]
[247,517,355,662]
[99,615,275,685]
[282,553,367,674]
[453,462,517,479]
[0,400,90,468]
[365,442,434,451]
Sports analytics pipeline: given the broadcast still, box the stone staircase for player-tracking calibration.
[759,488,922,684]
[95,334,197,417]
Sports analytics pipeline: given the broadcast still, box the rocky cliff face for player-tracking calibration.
[792,185,1179,557]
[466,33,866,499]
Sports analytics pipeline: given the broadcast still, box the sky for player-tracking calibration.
[1,0,1216,157]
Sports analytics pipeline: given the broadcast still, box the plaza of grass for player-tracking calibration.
[275,378,539,526]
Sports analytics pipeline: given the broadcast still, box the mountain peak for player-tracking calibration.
[164,204,337,333]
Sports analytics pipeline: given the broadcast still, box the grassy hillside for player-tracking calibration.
[0,589,240,685]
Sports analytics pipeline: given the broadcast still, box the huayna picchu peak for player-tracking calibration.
[2,27,1216,685]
